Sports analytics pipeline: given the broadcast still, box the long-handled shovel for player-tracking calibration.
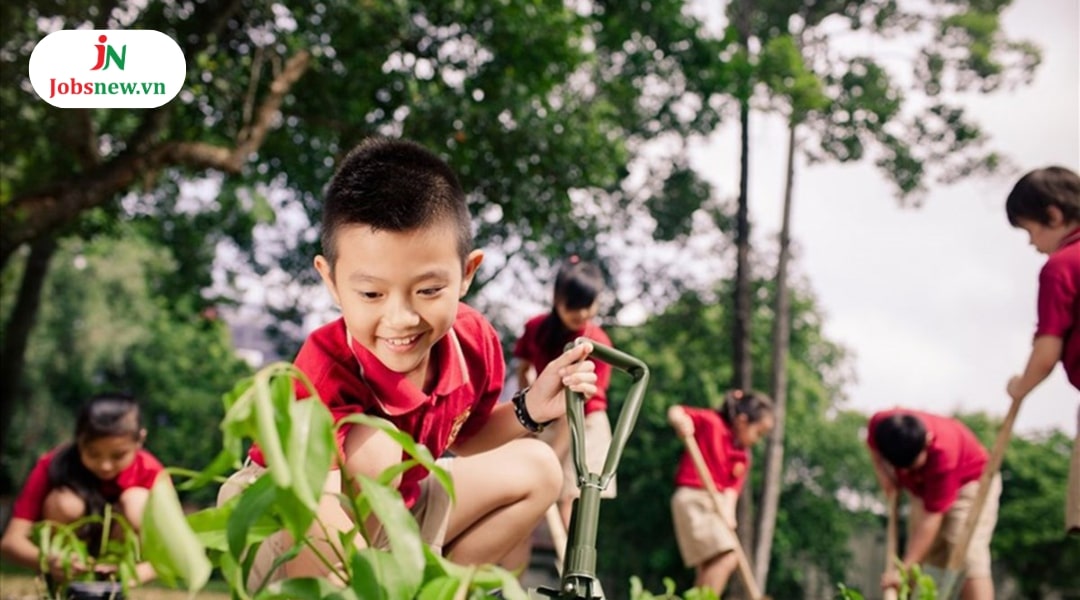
[681,433,764,600]
[883,492,899,600]
[924,396,1021,600]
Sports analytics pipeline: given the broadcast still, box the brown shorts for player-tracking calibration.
[1067,427,1080,533]
[670,486,738,568]
[539,411,617,500]
[217,459,454,591]
[909,474,1001,578]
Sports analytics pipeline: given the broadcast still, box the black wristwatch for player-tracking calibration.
[512,387,552,433]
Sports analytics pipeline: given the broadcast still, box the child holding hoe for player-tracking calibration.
[1003,165,1080,534]
[217,137,600,590]
[667,389,774,596]
[867,409,999,600]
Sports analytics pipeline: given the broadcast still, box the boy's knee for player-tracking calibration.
[42,488,86,523]
[516,438,563,499]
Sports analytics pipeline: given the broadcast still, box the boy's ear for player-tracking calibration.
[137,428,147,446]
[459,250,485,297]
[1047,205,1065,226]
[314,255,342,306]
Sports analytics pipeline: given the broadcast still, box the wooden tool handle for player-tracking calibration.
[883,492,899,600]
[945,396,1021,570]
[683,434,763,600]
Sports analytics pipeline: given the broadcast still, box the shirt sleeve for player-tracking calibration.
[512,318,538,362]
[454,317,506,444]
[11,454,53,521]
[1035,261,1075,338]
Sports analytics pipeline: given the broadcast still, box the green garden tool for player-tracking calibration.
[530,338,650,600]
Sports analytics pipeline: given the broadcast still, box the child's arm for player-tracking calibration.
[667,405,693,438]
[900,504,943,569]
[1007,335,1063,401]
[721,489,738,529]
[452,343,597,456]
[0,517,43,571]
[869,449,898,497]
[516,359,535,391]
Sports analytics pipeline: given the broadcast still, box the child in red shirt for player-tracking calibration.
[0,394,165,585]
[514,257,615,526]
[217,137,599,589]
[868,409,998,600]
[1003,166,1080,533]
[668,390,774,596]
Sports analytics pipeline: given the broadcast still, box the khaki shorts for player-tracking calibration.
[539,411,617,500]
[1067,426,1080,533]
[909,474,1001,578]
[670,486,738,568]
[217,459,454,591]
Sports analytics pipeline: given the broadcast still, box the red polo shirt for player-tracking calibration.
[11,447,165,521]
[513,313,612,415]
[1035,227,1080,390]
[867,409,987,513]
[251,303,504,508]
[673,407,750,493]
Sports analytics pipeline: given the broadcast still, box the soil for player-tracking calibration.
[0,574,230,600]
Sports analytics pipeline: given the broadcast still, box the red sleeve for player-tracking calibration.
[582,325,613,415]
[12,453,54,521]
[513,316,541,362]
[1035,259,1076,338]
[453,313,506,444]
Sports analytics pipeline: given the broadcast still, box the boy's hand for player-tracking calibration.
[880,569,902,592]
[525,342,598,424]
[1006,375,1026,401]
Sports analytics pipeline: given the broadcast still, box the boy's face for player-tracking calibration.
[315,222,482,388]
[1015,206,1072,255]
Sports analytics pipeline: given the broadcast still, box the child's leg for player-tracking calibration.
[443,437,561,565]
[41,488,85,524]
[695,551,738,594]
[961,575,994,600]
[1067,416,1080,534]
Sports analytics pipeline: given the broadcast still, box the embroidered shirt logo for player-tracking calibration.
[447,408,472,446]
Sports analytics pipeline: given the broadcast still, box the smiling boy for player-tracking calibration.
[1004,165,1080,534]
[219,137,598,589]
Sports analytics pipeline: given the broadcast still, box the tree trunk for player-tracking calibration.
[0,236,58,441]
[753,121,797,588]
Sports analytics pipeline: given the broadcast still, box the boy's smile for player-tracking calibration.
[315,222,482,390]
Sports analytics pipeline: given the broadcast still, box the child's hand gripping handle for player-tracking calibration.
[681,433,764,600]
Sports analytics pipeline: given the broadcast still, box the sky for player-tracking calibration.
[686,0,1079,435]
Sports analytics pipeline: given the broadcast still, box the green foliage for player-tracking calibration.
[139,362,525,599]
[836,562,938,600]
[628,576,719,600]
[32,504,141,599]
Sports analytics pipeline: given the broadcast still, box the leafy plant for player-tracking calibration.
[139,361,527,599]
[32,503,140,599]
[835,562,938,600]
[628,576,720,600]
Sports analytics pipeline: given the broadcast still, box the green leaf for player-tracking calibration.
[141,477,212,593]
[227,474,279,559]
[259,576,358,600]
[285,396,335,511]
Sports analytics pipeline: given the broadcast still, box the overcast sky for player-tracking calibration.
[687,0,1079,434]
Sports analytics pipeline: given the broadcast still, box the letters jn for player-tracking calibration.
[91,34,125,71]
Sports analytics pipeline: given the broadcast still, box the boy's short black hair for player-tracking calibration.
[1006,166,1080,227]
[872,414,927,469]
[320,137,473,273]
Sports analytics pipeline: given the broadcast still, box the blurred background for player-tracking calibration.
[1,0,1077,597]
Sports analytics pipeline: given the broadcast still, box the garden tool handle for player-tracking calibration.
[682,433,763,600]
[883,492,899,600]
[945,395,1022,570]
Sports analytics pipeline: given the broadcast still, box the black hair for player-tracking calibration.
[717,389,774,427]
[1006,166,1080,227]
[537,258,605,352]
[320,137,473,274]
[872,413,927,469]
[47,393,143,551]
